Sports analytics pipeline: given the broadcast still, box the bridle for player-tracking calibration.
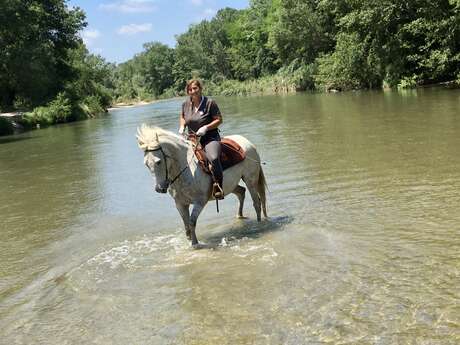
[145,145,189,187]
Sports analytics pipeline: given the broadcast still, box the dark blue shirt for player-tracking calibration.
[182,96,221,142]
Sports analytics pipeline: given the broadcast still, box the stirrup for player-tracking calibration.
[212,182,224,200]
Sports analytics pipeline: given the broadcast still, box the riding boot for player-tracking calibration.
[212,181,224,200]
[211,164,224,200]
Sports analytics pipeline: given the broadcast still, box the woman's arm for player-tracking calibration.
[204,115,222,131]
[179,111,186,133]
[204,100,222,131]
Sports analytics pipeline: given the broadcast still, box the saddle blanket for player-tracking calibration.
[193,137,246,174]
[221,138,246,170]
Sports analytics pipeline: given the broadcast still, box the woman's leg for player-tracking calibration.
[204,140,223,198]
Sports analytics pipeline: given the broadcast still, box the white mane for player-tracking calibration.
[136,124,189,151]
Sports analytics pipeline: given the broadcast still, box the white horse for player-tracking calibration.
[136,124,268,246]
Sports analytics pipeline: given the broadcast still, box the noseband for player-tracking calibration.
[145,145,188,186]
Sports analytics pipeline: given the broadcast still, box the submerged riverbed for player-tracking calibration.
[1,89,459,344]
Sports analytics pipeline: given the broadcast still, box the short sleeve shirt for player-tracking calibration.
[182,96,221,141]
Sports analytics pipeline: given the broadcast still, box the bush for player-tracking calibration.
[397,75,418,89]
[315,33,383,91]
[277,60,317,91]
[203,74,300,97]
[158,86,178,99]
[26,93,73,126]
[81,95,104,117]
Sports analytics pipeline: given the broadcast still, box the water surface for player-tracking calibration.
[1,89,459,344]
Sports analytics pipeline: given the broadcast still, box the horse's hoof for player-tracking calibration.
[192,242,202,250]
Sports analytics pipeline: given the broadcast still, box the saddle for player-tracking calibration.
[188,135,246,175]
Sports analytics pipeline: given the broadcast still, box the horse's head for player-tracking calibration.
[137,125,171,193]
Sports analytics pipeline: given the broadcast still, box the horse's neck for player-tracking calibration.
[162,137,194,175]
[162,138,204,195]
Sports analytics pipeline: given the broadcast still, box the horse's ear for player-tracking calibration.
[137,139,148,151]
[138,141,148,150]
[155,132,159,144]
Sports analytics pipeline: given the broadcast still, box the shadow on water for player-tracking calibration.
[0,135,34,144]
[196,215,293,249]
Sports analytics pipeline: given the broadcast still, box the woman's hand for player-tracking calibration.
[178,126,185,135]
[196,126,208,136]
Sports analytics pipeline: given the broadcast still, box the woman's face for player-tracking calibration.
[188,83,202,97]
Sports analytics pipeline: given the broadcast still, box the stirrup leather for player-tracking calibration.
[212,182,224,200]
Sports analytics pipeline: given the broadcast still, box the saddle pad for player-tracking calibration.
[220,138,246,170]
[192,137,246,174]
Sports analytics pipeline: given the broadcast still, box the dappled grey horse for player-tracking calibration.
[137,125,268,246]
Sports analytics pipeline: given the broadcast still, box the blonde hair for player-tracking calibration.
[185,79,203,94]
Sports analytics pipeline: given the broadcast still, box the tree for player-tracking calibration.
[0,0,86,109]
[267,0,334,66]
[227,0,279,80]
[140,42,175,97]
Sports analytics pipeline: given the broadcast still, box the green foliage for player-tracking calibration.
[3,0,460,124]
[80,95,105,117]
[397,75,418,89]
[315,33,383,91]
[267,0,333,66]
[108,0,459,101]
[277,60,318,90]
[140,42,175,97]
[26,93,73,126]
[0,0,86,108]
[65,44,114,108]
[227,2,279,80]
[1,0,112,129]
[334,0,460,87]
[173,8,240,85]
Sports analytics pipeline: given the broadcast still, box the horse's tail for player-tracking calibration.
[258,166,268,218]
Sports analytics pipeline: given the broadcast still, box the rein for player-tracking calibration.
[145,145,190,186]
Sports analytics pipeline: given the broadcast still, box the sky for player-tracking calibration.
[68,0,249,64]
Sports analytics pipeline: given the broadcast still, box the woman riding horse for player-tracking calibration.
[179,79,224,199]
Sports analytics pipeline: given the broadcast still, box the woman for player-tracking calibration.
[179,79,224,199]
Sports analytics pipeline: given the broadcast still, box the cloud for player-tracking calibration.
[191,7,217,23]
[81,29,101,46]
[203,8,216,18]
[117,23,152,35]
[100,0,156,13]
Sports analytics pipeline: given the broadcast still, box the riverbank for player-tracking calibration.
[2,81,458,137]
[0,99,159,136]
[0,112,25,135]
[107,100,156,111]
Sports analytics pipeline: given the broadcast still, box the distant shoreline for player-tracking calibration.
[107,100,156,111]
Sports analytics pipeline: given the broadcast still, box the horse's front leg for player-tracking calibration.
[190,203,206,247]
[175,201,191,240]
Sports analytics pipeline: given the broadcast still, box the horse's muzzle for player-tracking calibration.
[155,184,168,193]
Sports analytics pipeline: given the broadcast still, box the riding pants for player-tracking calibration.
[203,140,223,187]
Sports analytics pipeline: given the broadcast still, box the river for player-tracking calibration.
[1,89,459,344]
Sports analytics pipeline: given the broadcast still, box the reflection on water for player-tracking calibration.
[1,90,460,344]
